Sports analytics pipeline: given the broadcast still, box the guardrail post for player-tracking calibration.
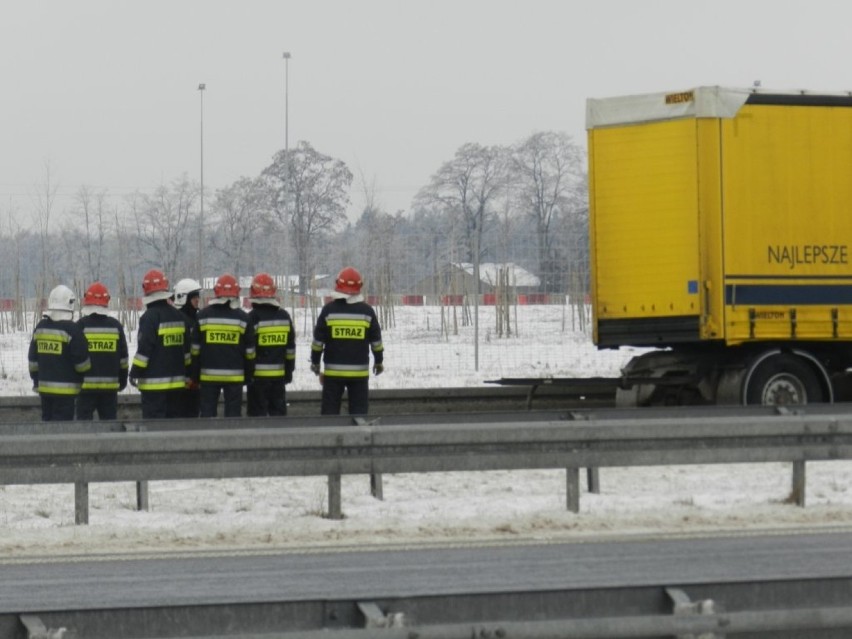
[74,481,89,525]
[19,614,69,639]
[792,461,806,507]
[137,481,149,512]
[666,586,721,639]
[355,417,383,501]
[566,467,580,513]
[587,467,600,494]
[328,473,343,520]
[370,473,383,500]
[124,422,150,511]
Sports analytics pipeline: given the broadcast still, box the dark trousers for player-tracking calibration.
[177,387,201,418]
[320,377,369,415]
[76,391,118,420]
[140,391,184,419]
[200,384,243,417]
[247,379,287,416]
[40,394,76,421]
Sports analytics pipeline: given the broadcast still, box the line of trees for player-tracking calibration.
[0,132,588,310]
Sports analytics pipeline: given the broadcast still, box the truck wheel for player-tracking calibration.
[744,354,824,405]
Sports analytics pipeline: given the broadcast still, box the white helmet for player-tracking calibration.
[173,278,202,306]
[46,285,76,321]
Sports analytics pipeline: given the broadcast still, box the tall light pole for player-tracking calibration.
[282,51,291,152]
[281,52,292,303]
[197,83,206,282]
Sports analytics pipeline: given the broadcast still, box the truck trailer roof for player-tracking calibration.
[586,86,852,129]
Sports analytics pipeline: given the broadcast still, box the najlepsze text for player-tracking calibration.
[768,244,848,269]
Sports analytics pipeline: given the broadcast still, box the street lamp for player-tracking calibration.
[282,52,291,152]
[281,52,292,305]
[198,83,206,281]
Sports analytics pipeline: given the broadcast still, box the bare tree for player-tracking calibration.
[417,143,506,266]
[113,209,140,332]
[511,131,585,292]
[262,141,353,294]
[129,175,198,278]
[209,177,270,276]
[69,185,111,282]
[352,172,401,329]
[31,160,60,307]
[1,205,27,331]
[417,143,506,369]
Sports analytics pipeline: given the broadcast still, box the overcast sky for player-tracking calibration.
[2,0,851,220]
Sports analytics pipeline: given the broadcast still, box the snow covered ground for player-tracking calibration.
[2,303,851,558]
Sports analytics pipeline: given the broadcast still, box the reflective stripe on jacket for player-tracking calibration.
[28,318,91,396]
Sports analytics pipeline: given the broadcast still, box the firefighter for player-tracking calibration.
[193,273,255,417]
[76,282,129,420]
[173,277,203,418]
[129,269,191,419]
[246,272,295,416]
[28,285,92,421]
[310,266,384,415]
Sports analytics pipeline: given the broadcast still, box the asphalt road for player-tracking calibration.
[3,530,852,614]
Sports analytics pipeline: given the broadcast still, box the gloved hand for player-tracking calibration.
[129,377,138,388]
[373,363,384,376]
[283,371,293,385]
[310,363,321,376]
[186,379,199,391]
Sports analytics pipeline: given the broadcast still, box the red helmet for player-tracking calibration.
[250,272,277,298]
[214,273,240,298]
[142,269,169,295]
[83,282,111,307]
[335,266,363,295]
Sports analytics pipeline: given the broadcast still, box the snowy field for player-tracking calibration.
[1,303,851,558]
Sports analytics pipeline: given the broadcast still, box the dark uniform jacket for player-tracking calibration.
[130,300,191,392]
[28,317,92,395]
[180,303,201,378]
[310,298,383,378]
[248,303,295,382]
[193,302,256,384]
[78,312,129,392]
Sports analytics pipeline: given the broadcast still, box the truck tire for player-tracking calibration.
[744,353,825,405]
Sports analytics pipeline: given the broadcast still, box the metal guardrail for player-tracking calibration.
[22,604,852,639]
[264,605,852,639]
[2,408,852,524]
[0,384,615,422]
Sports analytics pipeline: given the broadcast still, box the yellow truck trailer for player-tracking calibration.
[587,86,852,405]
